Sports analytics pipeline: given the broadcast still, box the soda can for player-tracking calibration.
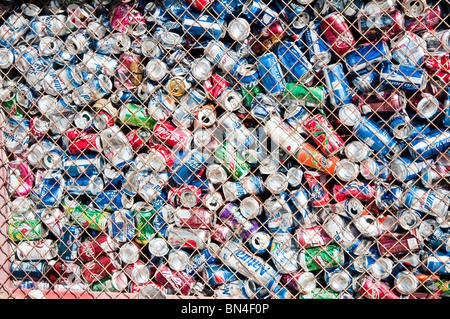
[380,60,427,91]
[203,264,237,285]
[333,181,376,202]
[303,22,332,70]
[324,213,362,253]
[214,141,251,180]
[58,224,82,262]
[324,267,354,293]
[227,18,250,42]
[377,230,422,256]
[63,154,105,177]
[147,237,169,268]
[302,113,344,156]
[219,241,280,291]
[419,219,450,253]
[153,120,192,151]
[154,264,196,295]
[124,260,151,285]
[82,253,122,284]
[344,41,391,74]
[397,209,422,231]
[298,245,345,271]
[182,243,220,277]
[171,149,206,186]
[79,234,119,263]
[358,9,404,40]
[375,183,404,211]
[360,157,392,181]
[10,260,47,281]
[65,175,104,197]
[390,157,429,182]
[204,40,241,74]
[241,0,278,28]
[249,21,286,56]
[404,5,441,33]
[214,279,256,299]
[182,13,226,40]
[391,31,426,66]
[7,161,34,198]
[322,63,353,108]
[218,203,258,239]
[30,170,64,207]
[409,129,450,160]
[320,12,355,55]
[353,275,400,299]
[108,209,136,243]
[166,225,211,250]
[256,52,286,97]
[38,207,67,238]
[296,225,333,249]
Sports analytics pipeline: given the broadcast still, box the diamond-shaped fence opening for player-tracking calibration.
[1,0,450,300]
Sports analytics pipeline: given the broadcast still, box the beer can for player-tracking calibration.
[58,224,82,262]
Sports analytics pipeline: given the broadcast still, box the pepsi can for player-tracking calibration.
[58,224,82,262]
[202,264,237,285]
[322,63,353,107]
[303,22,332,70]
[257,52,286,97]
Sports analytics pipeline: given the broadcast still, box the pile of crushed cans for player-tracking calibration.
[4,0,450,299]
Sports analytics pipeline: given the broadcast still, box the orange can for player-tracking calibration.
[296,142,339,175]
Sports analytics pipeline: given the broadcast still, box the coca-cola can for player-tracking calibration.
[79,234,119,262]
[153,264,195,295]
[153,120,193,151]
[211,222,234,243]
[354,275,401,299]
[168,185,202,208]
[126,128,152,151]
[173,207,217,229]
[320,12,355,55]
[81,253,122,283]
[124,260,151,285]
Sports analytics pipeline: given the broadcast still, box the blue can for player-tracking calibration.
[10,260,48,280]
[251,93,279,122]
[353,116,398,158]
[409,129,450,160]
[241,0,278,28]
[322,63,353,108]
[324,267,355,293]
[58,224,82,262]
[92,190,131,211]
[65,175,104,197]
[182,13,226,40]
[380,60,427,91]
[422,250,450,275]
[210,0,243,20]
[63,154,105,177]
[390,156,429,182]
[348,249,380,273]
[31,170,65,207]
[255,285,293,299]
[352,67,380,93]
[202,264,237,286]
[257,52,286,97]
[344,41,391,74]
[108,209,136,243]
[303,22,331,70]
[402,185,447,215]
[248,231,272,255]
[171,149,207,186]
[424,225,450,253]
[375,184,403,211]
[183,244,219,277]
[275,40,314,84]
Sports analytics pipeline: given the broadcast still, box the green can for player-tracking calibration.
[118,103,156,129]
[70,203,111,231]
[298,245,345,271]
[91,276,118,292]
[300,288,347,299]
[8,219,44,241]
[241,84,262,109]
[284,83,325,104]
[214,141,251,180]
[133,202,157,245]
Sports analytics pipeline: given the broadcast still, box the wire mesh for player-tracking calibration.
[0,0,449,300]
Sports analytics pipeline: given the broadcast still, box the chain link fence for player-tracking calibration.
[0,0,450,299]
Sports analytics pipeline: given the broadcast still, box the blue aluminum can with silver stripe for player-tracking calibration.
[183,243,220,277]
[353,116,397,158]
[63,154,105,177]
[182,13,226,40]
[10,260,48,280]
[344,41,391,74]
[421,250,450,275]
[275,40,314,84]
[409,129,450,160]
[380,60,427,90]
[303,22,331,70]
[58,224,82,262]
[171,149,206,186]
[323,63,353,108]
[257,52,286,97]
[241,0,278,28]
[248,231,272,255]
[202,264,237,286]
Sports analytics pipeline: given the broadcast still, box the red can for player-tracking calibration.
[320,12,355,55]
[168,185,202,208]
[210,222,233,243]
[126,128,152,151]
[304,171,331,207]
[353,90,406,114]
[153,120,193,150]
[296,225,333,249]
[81,253,121,284]
[150,143,175,170]
[93,110,115,131]
[405,6,441,33]
[249,21,286,55]
[68,131,102,155]
[204,73,229,100]
[333,182,377,202]
[78,234,119,262]
[127,281,168,294]
[377,229,422,256]
[153,264,195,295]
[302,113,344,157]
[30,115,50,137]
[173,207,216,229]
[424,53,450,75]
[355,275,401,299]
[46,261,81,283]
[185,0,211,11]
